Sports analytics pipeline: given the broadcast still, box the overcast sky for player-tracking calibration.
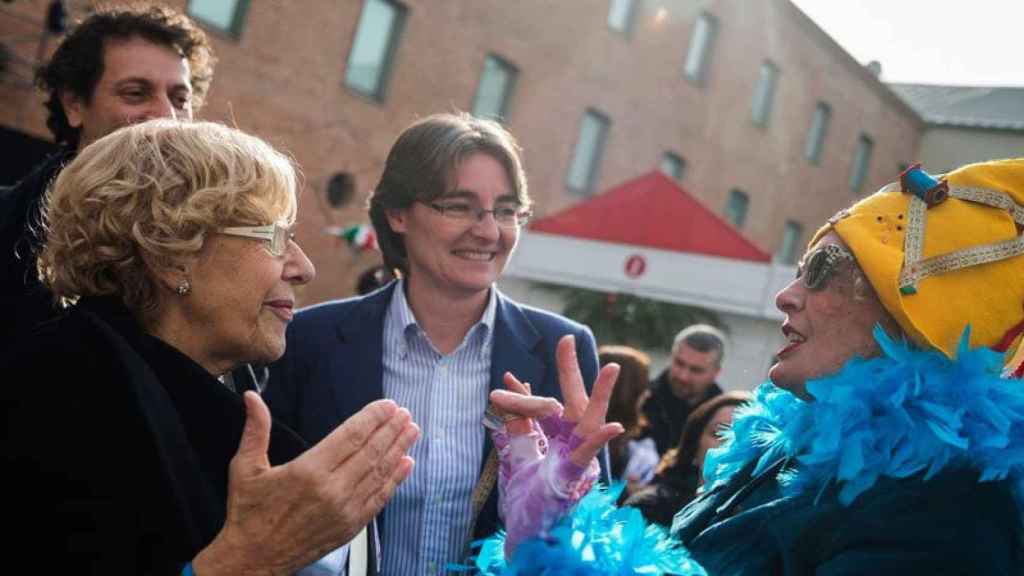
[789,0,1024,87]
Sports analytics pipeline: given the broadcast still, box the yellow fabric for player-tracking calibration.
[810,158,1024,359]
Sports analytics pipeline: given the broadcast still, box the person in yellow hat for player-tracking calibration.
[476,158,1024,575]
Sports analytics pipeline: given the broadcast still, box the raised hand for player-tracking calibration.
[193,392,419,575]
[487,334,623,556]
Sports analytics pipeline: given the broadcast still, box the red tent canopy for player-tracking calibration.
[530,171,771,262]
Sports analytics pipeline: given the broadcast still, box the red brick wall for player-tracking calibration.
[0,0,921,306]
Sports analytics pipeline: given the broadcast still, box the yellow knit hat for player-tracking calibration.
[809,158,1024,369]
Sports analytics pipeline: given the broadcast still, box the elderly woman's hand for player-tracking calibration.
[488,334,623,556]
[193,393,419,575]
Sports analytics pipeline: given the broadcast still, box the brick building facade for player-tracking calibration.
[1,0,922,306]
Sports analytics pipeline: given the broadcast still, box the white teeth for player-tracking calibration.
[787,332,806,343]
[454,251,494,261]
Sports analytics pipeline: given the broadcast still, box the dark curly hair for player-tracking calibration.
[34,3,216,148]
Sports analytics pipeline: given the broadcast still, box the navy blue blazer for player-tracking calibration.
[265,281,604,541]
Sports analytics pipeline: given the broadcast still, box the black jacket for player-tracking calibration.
[638,369,722,455]
[674,457,1023,575]
[0,149,74,351]
[2,297,309,573]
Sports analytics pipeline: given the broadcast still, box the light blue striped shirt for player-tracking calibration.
[381,280,494,575]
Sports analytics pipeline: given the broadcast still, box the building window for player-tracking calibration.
[751,60,779,127]
[724,189,749,229]
[804,102,831,164]
[777,220,803,265]
[187,0,248,37]
[660,152,686,181]
[684,12,718,85]
[849,134,874,192]
[471,54,518,121]
[344,0,406,100]
[608,0,638,36]
[566,109,610,196]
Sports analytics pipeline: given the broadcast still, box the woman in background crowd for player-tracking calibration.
[598,345,651,480]
[624,391,751,526]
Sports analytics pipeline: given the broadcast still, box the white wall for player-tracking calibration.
[498,235,790,393]
[504,231,794,319]
[917,128,1024,174]
[716,311,784,391]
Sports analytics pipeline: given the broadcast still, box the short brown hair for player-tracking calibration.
[368,112,531,275]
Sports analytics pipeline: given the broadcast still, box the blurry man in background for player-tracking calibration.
[638,324,726,455]
[0,4,214,352]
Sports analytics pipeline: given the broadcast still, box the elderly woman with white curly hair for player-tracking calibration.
[1,120,419,575]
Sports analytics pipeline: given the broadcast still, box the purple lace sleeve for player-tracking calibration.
[488,412,601,556]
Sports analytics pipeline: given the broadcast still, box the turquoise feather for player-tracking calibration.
[469,326,1024,574]
[701,326,1024,509]
[465,484,706,575]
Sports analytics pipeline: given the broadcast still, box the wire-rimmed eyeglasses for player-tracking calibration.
[423,200,532,228]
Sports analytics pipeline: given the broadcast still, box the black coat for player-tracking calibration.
[674,457,1024,575]
[2,297,308,574]
[0,149,74,352]
[638,369,722,455]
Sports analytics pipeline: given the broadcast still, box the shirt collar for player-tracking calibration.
[388,279,497,358]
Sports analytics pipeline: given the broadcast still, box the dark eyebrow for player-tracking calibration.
[113,78,192,93]
[113,78,153,89]
[437,191,474,201]
[438,190,519,203]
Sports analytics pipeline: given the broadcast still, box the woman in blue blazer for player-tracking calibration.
[265,112,604,575]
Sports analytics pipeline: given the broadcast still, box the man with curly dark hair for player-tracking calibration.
[0,3,216,352]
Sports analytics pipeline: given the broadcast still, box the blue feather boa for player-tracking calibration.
[702,326,1024,509]
[463,484,706,575]
[466,327,1024,574]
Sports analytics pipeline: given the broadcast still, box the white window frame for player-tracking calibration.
[776,220,803,265]
[608,0,638,37]
[849,134,874,192]
[660,152,686,181]
[751,60,779,127]
[187,0,248,38]
[566,109,611,196]
[804,102,831,164]
[344,0,407,100]
[684,12,718,85]
[724,189,749,229]
[471,54,518,121]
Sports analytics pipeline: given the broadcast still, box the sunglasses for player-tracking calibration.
[796,244,855,290]
[218,222,294,256]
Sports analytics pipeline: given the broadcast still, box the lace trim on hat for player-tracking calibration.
[903,236,1024,286]
[899,196,928,293]
[898,183,1024,294]
[951,186,1024,226]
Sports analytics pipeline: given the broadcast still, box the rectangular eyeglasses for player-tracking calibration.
[218,223,294,256]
